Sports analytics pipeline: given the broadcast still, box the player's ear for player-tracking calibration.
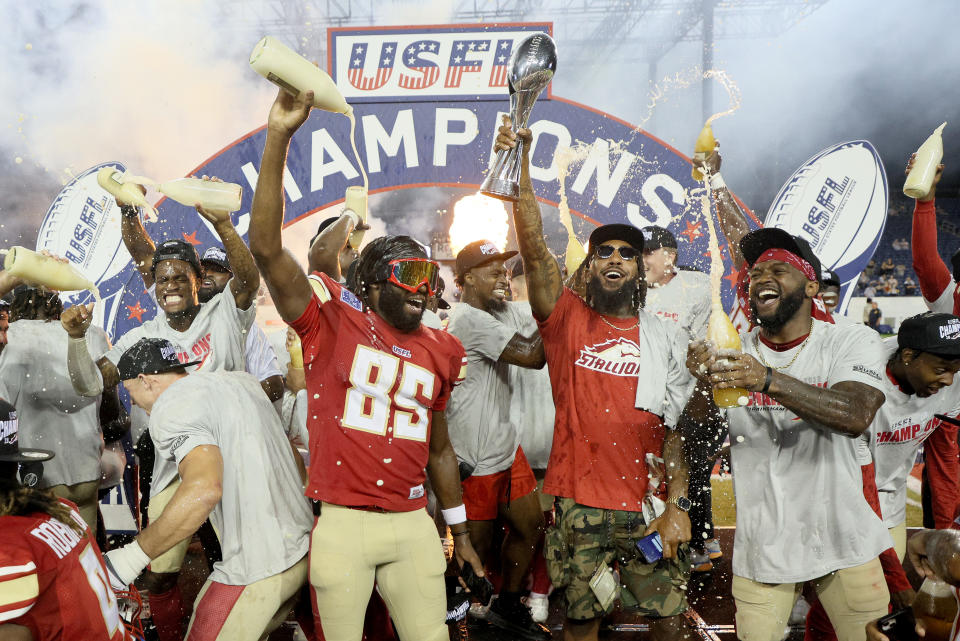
[805,279,820,298]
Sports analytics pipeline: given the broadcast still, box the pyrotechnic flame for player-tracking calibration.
[449,192,509,255]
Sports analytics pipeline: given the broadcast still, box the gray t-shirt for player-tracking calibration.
[644,269,712,341]
[0,320,110,486]
[446,302,528,476]
[506,302,555,471]
[149,371,312,585]
[108,285,255,495]
[727,319,892,583]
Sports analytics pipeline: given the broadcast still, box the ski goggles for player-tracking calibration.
[594,244,640,261]
[381,258,441,295]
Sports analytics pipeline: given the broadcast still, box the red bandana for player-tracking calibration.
[754,248,817,281]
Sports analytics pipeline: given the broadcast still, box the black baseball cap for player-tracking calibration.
[455,240,518,279]
[0,399,54,464]
[310,217,339,246]
[739,228,822,280]
[116,337,200,381]
[641,226,678,251]
[898,313,960,357]
[588,224,645,253]
[152,239,201,277]
[200,246,231,273]
[821,268,840,288]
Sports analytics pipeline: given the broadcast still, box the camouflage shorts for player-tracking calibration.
[545,497,690,621]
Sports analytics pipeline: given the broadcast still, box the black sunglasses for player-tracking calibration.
[595,244,640,261]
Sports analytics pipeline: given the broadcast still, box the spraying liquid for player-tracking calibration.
[3,247,101,302]
[555,145,589,275]
[700,183,748,408]
[904,122,947,199]
[96,168,158,222]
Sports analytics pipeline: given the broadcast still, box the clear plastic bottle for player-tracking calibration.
[707,301,748,408]
[913,577,959,641]
[158,178,242,213]
[904,123,947,199]
[250,36,352,115]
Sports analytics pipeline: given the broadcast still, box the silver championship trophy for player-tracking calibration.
[481,33,557,201]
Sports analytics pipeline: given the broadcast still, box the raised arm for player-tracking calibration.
[694,146,751,269]
[119,197,157,288]
[194,200,260,310]
[495,119,563,321]
[908,155,952,304]
[60,303,120,395]
[308,214,357,280]
[249,88,317,323]
[499,331,545,369]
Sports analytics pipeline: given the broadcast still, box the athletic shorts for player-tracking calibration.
[545,497,689,621]
[461,447,537,521]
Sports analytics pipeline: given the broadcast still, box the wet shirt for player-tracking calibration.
[537,288,685,512]
[0,320,110,486]
[149,371,312,585]
[290,273,467,512]
[0,501,132,640]
[644,269,712,341]
[727,319,892,583]
[868,339,960,528]
[107,285,255,495]
[508,302,556,471]
[447,302,531,476]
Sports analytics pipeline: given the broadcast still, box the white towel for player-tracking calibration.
[633,311,695,427]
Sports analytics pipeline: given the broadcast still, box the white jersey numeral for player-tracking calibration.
[79,544,121,636]
[342,345,434,442]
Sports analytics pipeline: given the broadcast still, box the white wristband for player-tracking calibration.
[342,209,362,228]
[442,504,467,525]
[708,172,726,190]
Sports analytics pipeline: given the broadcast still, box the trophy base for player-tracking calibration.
[480,178,519,202]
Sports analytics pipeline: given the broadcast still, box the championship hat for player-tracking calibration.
[588,224,646,253]
[116,337,200,381]
[455,240,518,279]
[200,246,231,273]
[821,268,841,288]
[739,228,822,282]
[152,239,201,276]
[898,312,960,357]
[640,226,678,251]
[0,399,54,464]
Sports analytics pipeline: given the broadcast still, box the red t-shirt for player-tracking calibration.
[537,288,666,511]
[290,273,467,511]
[0,501,131,640]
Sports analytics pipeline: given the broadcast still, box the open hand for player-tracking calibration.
[268,87,314,137]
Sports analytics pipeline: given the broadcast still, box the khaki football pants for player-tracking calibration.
[309,503,448,641]
[732,557,889,641]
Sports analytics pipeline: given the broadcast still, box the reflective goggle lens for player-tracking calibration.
[595,245,639,261]
[389,259,440,294]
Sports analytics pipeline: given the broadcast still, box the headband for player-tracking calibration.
[754,248,817,281]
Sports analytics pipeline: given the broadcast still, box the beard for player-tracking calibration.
[197,286,217,304]
[750,286,805,333]
[377,285,423,332]
[484,297,508,314]
[586,274,644,314]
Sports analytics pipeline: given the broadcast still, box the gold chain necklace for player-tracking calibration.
[598,313,640,332]
[753,320,814,371]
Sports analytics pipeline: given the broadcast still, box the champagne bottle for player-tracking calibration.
[913,577,959,641]
[288,334,304,369]
[691,123,716,181]
[96,168,152,210]
[707,301,748,408]
[344,186,368,249]
[904,122,947,199]
[3,246,99,298]
[158,178,242,213]
[250,36,352,115]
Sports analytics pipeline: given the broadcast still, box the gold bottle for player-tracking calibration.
[707,301,748,408]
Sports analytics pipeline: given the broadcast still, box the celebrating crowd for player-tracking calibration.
[1,85,960,641]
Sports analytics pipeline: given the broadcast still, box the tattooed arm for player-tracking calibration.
[494,118,563,321]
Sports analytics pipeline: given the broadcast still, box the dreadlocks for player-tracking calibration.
[8,285,63,322]
[348,235,427,305]
[0,475,84,536]
[581,249,646,316]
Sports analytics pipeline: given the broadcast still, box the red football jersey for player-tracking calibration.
[537,288,666,512]
[0,501,130,640]
[291,273,467,511]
